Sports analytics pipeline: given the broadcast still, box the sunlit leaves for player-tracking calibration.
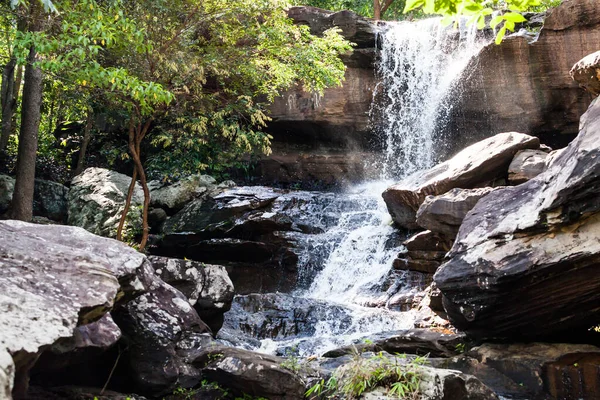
[405,0,548,43]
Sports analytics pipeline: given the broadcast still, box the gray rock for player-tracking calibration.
[418,366,499,400]
[382,132,539,229]
[416,187,500,238]
[68,168,143,238]
[194,346,307,400]
[322,329,464,358]
[0,174,14,214]
[507,149,548,184]
[33,179,69,222]
[150,174,218,213]
[435,97,600,340]
[570,50,600,95]
[147,256,234,333]
[112,262,212,396]
[0,220,145,398]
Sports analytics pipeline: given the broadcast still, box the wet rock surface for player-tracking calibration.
[382,132,539,229]
[435,97,600,340]
[322,329,464,358]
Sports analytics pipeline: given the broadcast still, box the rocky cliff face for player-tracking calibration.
[442,0,600,152]
[259,7,380,186]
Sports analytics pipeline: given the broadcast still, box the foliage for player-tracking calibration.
[404,0,563,44]
[306,351,428,399]
[290,0,417,20]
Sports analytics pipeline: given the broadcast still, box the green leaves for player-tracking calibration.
[402,0,551,44]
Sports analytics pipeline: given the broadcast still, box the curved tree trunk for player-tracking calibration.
[118,118,152,250]
[6,46,43,221]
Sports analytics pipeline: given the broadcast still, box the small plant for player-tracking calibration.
[305,352,427,399]
[172,386,198,400]
[455,343,466,353]
[281,346,302,373]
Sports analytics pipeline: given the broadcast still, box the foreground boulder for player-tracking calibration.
[435,97,600,340]
[68,168,143,238]
[382,132,539,229]
[0,220,145,398]
[112,262,213,396]
[195,346,307,400]
[431,342,600,399]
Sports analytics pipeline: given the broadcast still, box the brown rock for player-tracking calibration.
[382,132,539,229]
[393,257,440,274]
[432,343,600,400]
[570,50,600,95]
[416,187,500,238]
[507,149,548,184]
[404,230,453,252]
[451,0,600,150]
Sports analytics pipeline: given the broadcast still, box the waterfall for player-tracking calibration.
[375,18,485,178]
[306,19,486,304]
[222,19,488,357]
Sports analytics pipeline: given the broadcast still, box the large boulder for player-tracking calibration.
[415,187,500,238]
[68,168,143,238]
[0,174,14,214]
[147,256,234,333]
[570,50,600,96]
[382,132,539,229]
[194,346,307,400]
[435,97,600,340]
[112,262,213,396]
[0,176,69,222]
[0,220,145,399]
[431,342,600,399]
[149,174,218,213]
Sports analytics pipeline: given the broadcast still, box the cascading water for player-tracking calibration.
[221,18,488,357]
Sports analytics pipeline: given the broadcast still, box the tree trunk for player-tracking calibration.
[374,0,381,20]
[118,118,151,251]
[74,112,93,175]
[6,46,43,221]
[1,57,16,153]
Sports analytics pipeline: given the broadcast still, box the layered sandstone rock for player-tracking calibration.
[450,0,600,151]
[382,132,539,229]
[435,97,600,340]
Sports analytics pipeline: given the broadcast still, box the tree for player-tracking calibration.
[98,0,352,250]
